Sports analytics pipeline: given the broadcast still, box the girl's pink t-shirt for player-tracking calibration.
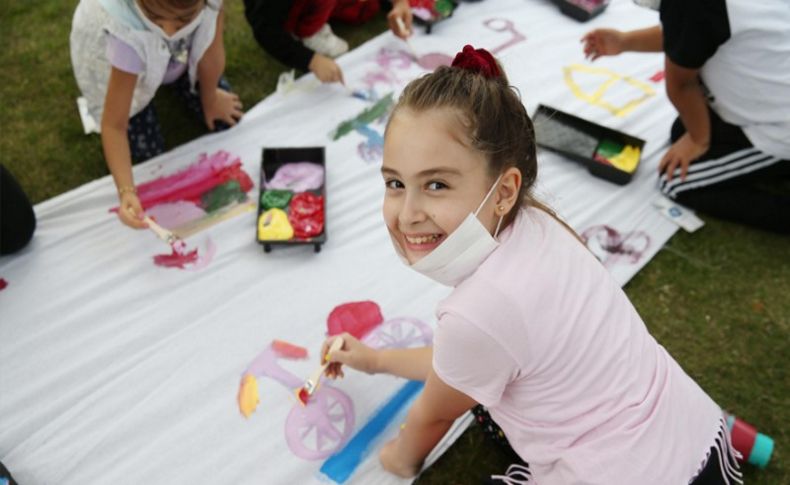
[433,208,722,485]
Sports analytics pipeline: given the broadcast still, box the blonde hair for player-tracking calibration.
[389,63,571,233]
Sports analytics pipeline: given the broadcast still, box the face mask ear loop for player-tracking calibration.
[474,174,504,215]
[494,215,504,238]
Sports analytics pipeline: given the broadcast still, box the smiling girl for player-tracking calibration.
[71,0,243,230]
[321,46,742,484]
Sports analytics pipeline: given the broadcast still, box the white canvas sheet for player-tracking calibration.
[0,1,679,483]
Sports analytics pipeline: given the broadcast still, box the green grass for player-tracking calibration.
[1,2,787,483]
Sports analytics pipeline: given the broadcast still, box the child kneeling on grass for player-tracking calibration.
[320,45,742,485]
[582,0,790,234]
[244,0,413,84]
[70,0,243,230]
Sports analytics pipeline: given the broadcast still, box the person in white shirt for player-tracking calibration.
[583,0,790,234]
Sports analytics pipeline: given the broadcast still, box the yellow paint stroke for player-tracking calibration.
[564,64,656,117]
[238,374,260,418]
[608,145,641,173]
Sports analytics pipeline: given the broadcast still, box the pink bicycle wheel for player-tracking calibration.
[284,386,355,460]
[363,316,433,349]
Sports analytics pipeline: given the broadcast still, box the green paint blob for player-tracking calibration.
[201,181,246,213]
[260,189,293,210]
[595,139,624,159]
[435,0,455,17]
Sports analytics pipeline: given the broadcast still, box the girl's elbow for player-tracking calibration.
[101,116,128,134]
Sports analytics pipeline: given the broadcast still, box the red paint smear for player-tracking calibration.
[327,301,384,339]
[649,70,665,83]
[0,278,7,291]
[297,387,310,405]
[593,153,613,166]
[153,246,199,269]
[271,340,309,359]
[110,151,253,212]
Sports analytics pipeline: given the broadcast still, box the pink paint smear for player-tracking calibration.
[110,151,253,212]
[417,52,452,70]
[145,201,207,230]
[153,238,216,270]
[650,70,665,83]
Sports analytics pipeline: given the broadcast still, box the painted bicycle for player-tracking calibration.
[237,301,433,460]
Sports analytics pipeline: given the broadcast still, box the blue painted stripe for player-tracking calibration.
[320,380,424,483]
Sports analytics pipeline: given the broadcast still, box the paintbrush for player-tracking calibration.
[143,215,181,246]
[394,17,418,60]
[296,337,344,406]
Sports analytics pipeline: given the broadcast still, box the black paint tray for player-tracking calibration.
[553,0,610,22]
[257,147,327,253]
[533,104,646,185]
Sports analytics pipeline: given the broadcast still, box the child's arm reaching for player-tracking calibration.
[101,66,147,229]
[380,368,477,478]
[387,0,413,40]
[321,333,474,478]
[308,54,345,85]
[658,58,710,181]
[581,24,709,181]
[243,0,343,84]
[581,26,662,60]
[321,333,432,381]
[198,7,243,130]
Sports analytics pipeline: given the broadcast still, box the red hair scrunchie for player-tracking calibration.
[451,44,501,79]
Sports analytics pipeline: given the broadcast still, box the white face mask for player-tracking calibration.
[395,175,504,287]
[632,0,661,10]
[134,1,205,43]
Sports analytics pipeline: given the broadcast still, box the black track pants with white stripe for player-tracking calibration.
[659,109,790,234]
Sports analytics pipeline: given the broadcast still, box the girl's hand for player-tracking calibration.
[202,88,243,130]
[659,133,709,182]
[387,0,413,39]
[380,438,420,478]
[581,29,625,60]
[321,332,379,378]
[118,191,148,229]
[309,54,345,84]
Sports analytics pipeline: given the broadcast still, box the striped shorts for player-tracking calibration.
[657,109,790,233]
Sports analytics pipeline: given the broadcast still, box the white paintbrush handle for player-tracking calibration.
[395,18,419,59]
[305,337,344,391]
[143,216,176,244]
[395,16,409,37]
